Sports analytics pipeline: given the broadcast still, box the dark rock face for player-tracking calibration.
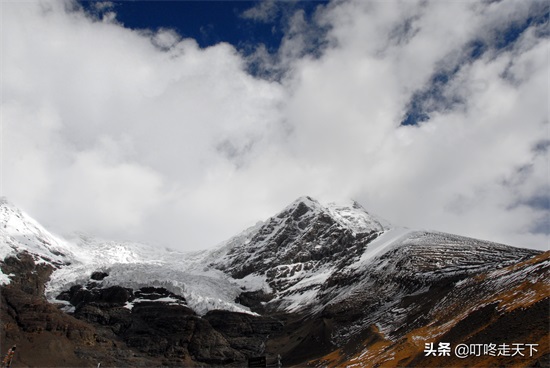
[0,253,162,367]
[0,255,92,338]
[186,317,243,364]
[1,251,54,297]
[69,285,132,308]
[215,198,383,296]
[235,290,274,314]
[0,252,287,367]
[90,271,109,280]
[52,282,284,365]
[204,310,283,357]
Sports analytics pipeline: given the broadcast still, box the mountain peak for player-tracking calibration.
[213,196,388,290]
[290,196,318,205]
[278,196,388,234]
[281,196,323,216]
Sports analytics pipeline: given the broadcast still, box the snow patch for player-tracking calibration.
[0,199,77,266]
[325,201,388,234]
[0,272,12,285]
[350,227,413,271]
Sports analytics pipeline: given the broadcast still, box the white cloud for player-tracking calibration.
[241,0,278,23]
[2,0,287,249]
[280,0,548,250]
[2,0,548,251]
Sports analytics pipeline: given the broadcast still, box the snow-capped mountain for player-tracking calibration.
[0,196,547,367]
[206,196,390,311]
[0,197,75,269]
[0,195,392,315]
[0,198,252,315]
[204,196,538,315]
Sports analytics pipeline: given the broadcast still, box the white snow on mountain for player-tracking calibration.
[0,197,74,264]
[350,226,414,270]
[325,200,390,234]
[0,197,80,285]
[0,196,538,320]
[44,234,257,315]
[0,197,255,314]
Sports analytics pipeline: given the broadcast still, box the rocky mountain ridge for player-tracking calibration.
[0,197,548,367]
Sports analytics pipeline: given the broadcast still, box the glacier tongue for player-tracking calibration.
[44,234,256,316]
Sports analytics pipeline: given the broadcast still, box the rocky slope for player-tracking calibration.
[0,196,548,367]
[208,196,388,312]
[312,251,550,367]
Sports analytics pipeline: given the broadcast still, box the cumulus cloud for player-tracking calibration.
[2,0,287,248]
[2,0,548,251]
[282,0,549,250]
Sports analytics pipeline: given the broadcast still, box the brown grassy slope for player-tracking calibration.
[310,251,550,368]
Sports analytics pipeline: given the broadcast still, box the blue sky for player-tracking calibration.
[79,1,327,51]
[2,0,549,251]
